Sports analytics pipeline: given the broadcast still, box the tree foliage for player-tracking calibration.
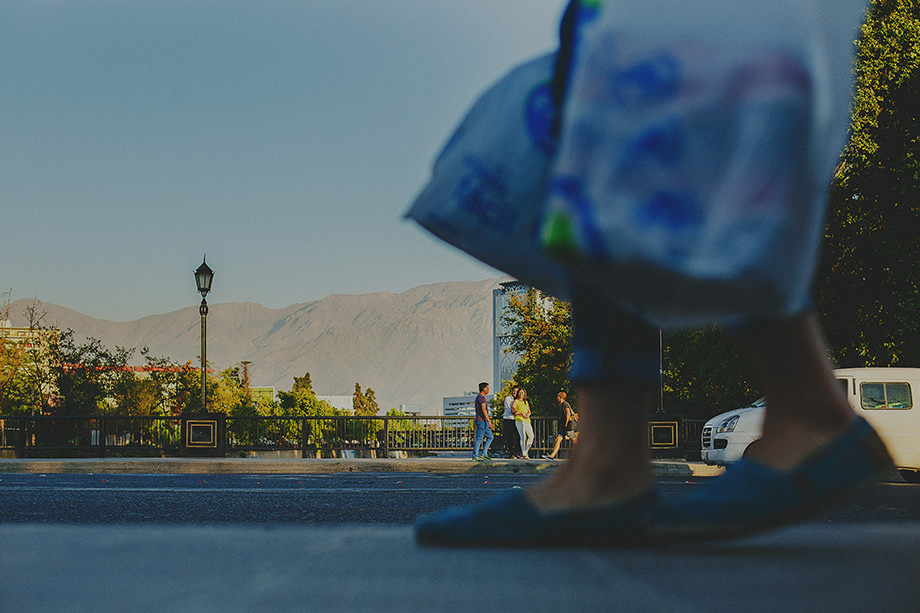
[352,382,381,416]
[277,372,340,417]
[662,327,759,419]
[816,0,920,366]
[499,287,758,420]
[48,332,120,415]
[500,288,573,415]
[0,295,47,415]
[0,336,35,414]
[42,331,204,416]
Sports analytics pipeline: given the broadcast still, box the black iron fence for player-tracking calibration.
[0,415,704,459]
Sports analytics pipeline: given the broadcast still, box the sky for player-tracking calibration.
[1,0,568,322]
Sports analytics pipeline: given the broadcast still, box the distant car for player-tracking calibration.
[700,368,920,483]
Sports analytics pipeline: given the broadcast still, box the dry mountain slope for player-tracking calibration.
[9,278,505,415]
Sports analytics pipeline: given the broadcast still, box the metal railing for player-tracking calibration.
[1,415,704,459]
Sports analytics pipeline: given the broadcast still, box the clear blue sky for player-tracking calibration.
[1,0,567,321]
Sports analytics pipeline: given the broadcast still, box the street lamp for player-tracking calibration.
[194,256,214,413]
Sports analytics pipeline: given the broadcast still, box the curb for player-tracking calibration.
[0,457,725,477]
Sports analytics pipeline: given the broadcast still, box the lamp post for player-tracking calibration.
[194,256,214,413]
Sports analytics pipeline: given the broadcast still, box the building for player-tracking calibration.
[492,281,526,395]
[249,387,275,405]
[398,404,421,416]
[0,320,50,350]
[317,395,353,413]
[442,395,478,418]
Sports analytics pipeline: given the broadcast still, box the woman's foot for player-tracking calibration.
[526,382,657,513]
[415,487,660,547]
[415,381,660,547]
[652,314,894,540]
[652,416,893,540]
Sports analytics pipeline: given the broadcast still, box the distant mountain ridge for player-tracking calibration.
[8,278,506,415]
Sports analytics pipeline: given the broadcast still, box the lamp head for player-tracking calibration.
[194,256,214,297]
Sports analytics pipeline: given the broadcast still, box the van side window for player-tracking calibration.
[859,382,912,410]
[836,378,849,396]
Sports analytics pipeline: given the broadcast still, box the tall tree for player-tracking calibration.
[292,372,313,395]
[500,287,758,420]
[0,298,52,415]
[662,327,759,419]
[501,288,573,415]
[209,365,248,414]
[352,382,380,416]
[362,387,381,416]
[278,372,339,417]
[48,331,115,415]
[0,336,31,414]
[816,0,920,366]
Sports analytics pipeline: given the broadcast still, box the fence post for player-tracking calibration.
[382,417,389,459]
[301,418,308,459]
[99,417,107,458]
[17,416,27,458]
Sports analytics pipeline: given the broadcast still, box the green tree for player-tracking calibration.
[816,0,920,366]
[209,365,248,414]
[48,331,115,415]
[363,387,380,416]
[500,287,758,421]
[0,299,55,415]
[292,372,313,396]
[501,288,573,415]
[106,346,154,416]
[352,382,381,416]
[0,336,32,414]
[278,372,339,417]
[662,327,759,419]
[140,353,200,416]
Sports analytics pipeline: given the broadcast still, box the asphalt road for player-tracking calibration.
[1,472,917,525]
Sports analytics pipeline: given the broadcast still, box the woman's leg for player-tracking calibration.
[516,421,527,457]
[651,311,893,538]
[741,313,856,468]
[528,291,660,511]
[524,422,535,455]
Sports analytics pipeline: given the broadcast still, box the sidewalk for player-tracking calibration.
[1,457,917,611]
[0,455,725,477]
[1,522,917,611]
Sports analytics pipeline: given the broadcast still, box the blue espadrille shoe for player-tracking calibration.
[651,416,893,540]
[415,488,659,548]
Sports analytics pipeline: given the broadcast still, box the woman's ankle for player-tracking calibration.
[748,407,855,470]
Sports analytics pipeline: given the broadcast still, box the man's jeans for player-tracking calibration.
[472,421,494,459]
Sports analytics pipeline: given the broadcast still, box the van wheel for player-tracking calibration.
[742,439,761,459]
[898,469,920,484]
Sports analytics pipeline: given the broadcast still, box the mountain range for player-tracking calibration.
[7,278,507,415]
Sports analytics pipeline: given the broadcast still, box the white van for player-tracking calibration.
[701,367,920,482]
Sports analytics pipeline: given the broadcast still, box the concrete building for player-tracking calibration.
[492,281,526,396]
[398,404,421,416]
[442,395,477,418]
[249,387,275,405]
[0,320,50,349]
[318,395,353,413]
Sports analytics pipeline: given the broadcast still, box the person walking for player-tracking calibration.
[416,0,892,547]
[471,382,494,461]
[544,391,577,460]
[512,388,534,459]
[503,385,522,458]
